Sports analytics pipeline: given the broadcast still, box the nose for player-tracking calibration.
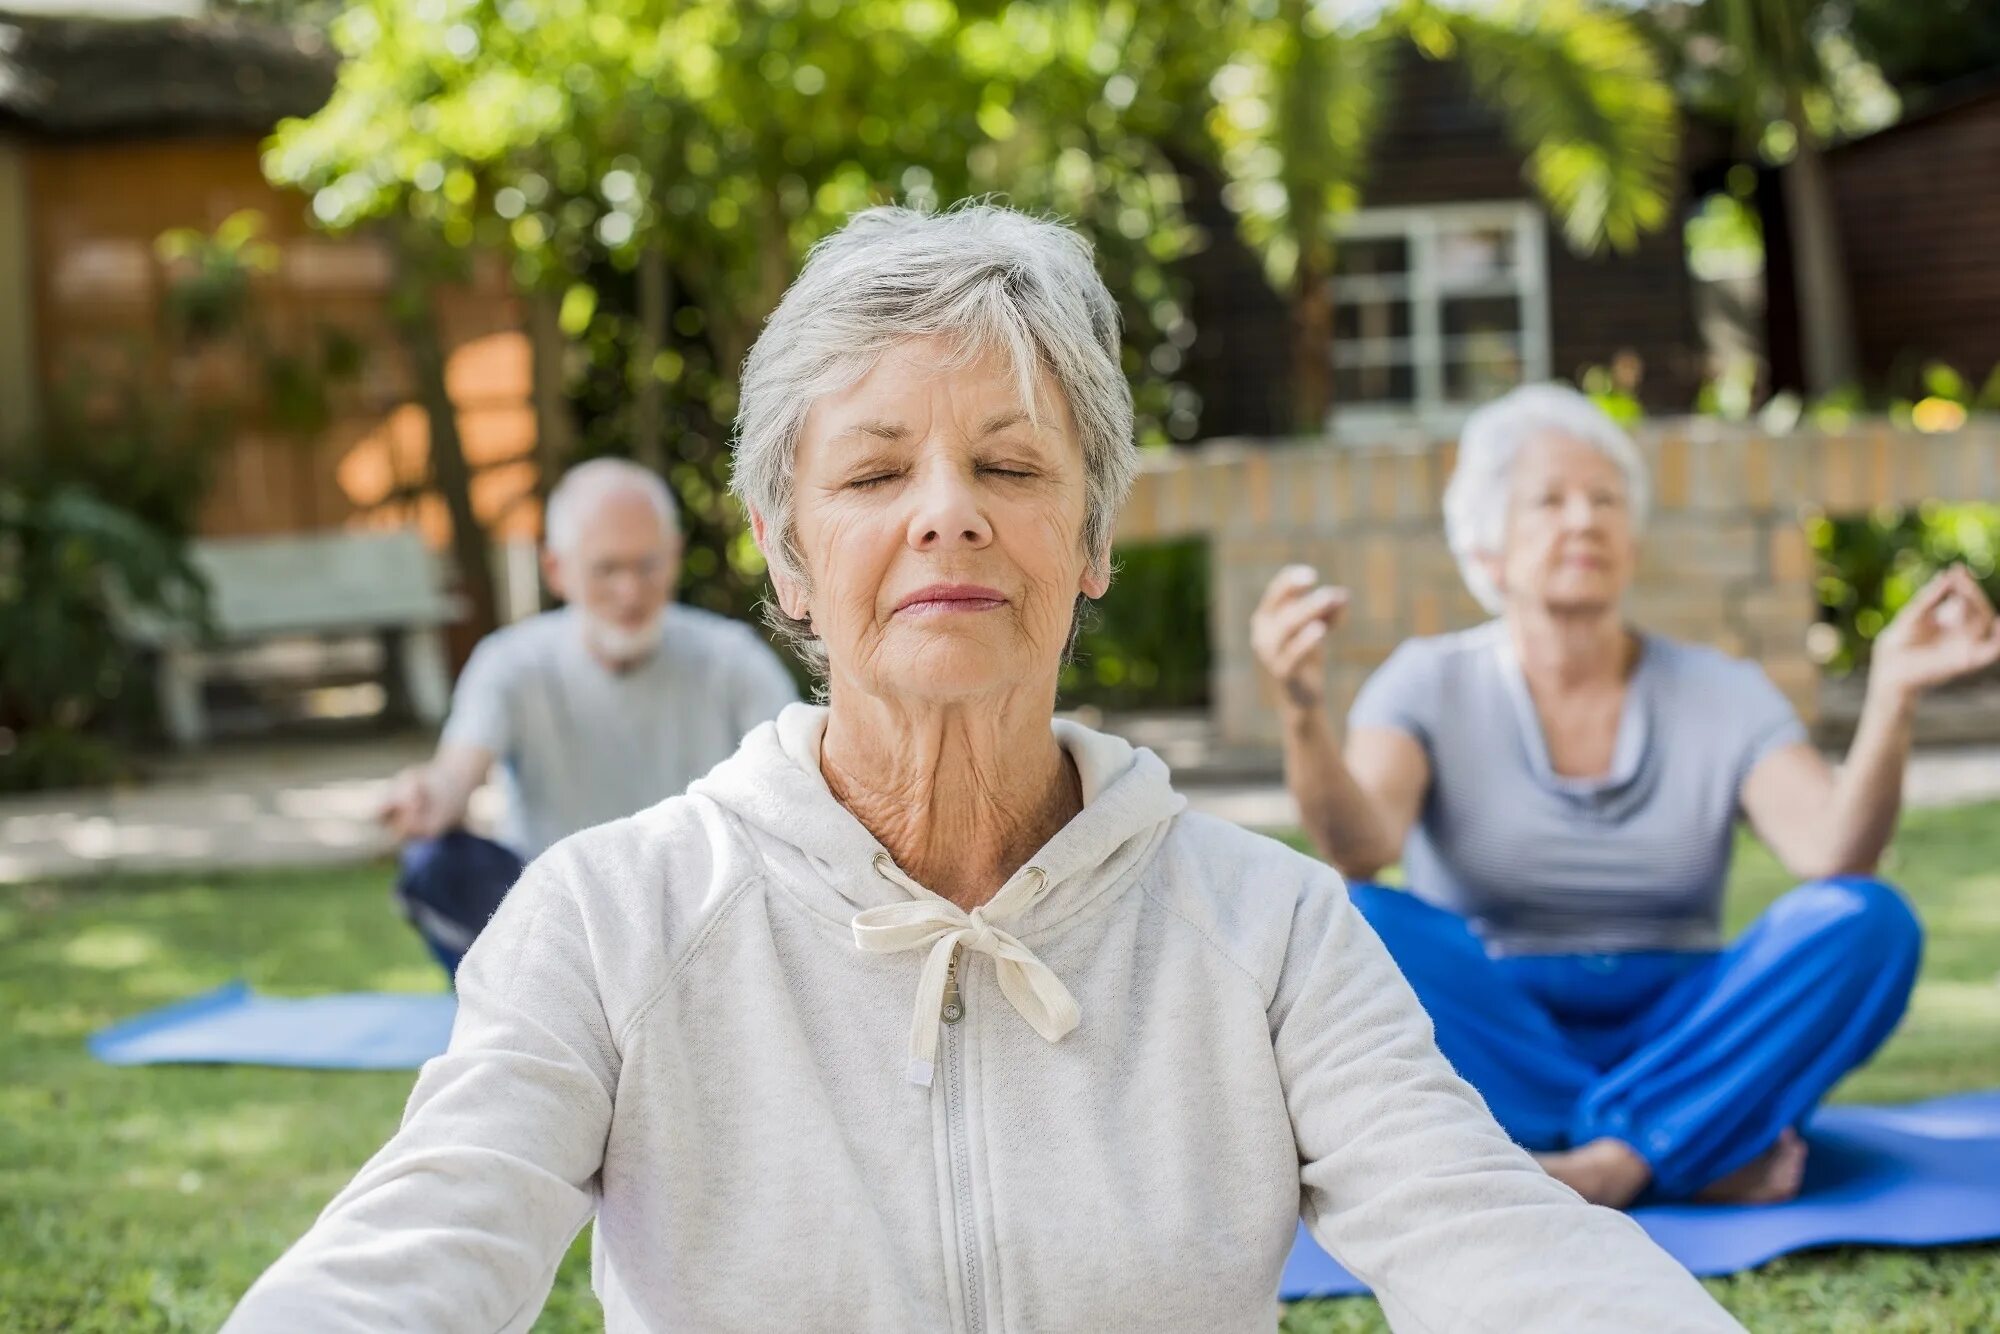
[1561,491,1598,530]
[905,460,992,552]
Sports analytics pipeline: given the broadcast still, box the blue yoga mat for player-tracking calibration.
[1281,1089,2000,1298]
[89,982,456,1071]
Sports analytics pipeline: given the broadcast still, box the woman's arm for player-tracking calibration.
[1745,565,2000,879]
[223,861,617,1333]
[1740,695,1908,880]
[1277,876,1744,1332]
[1252,567,1427,879]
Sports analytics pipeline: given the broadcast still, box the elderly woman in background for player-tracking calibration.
[1254,383,2000,1209]
[226,210,1741,1332]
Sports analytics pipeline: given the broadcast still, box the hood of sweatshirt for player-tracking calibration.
[690,702,1188,939]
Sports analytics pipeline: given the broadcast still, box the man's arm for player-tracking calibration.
[382,634,514,841]
[381,742,496,842]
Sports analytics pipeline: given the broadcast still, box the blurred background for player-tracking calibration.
[4,1,2000,1329]
[4,0,1999,783]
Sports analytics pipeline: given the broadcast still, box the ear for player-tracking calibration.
[1079,542,1112,600]
[540,545,569,604]
[1474,548,1505,601]
[749,508,808,620]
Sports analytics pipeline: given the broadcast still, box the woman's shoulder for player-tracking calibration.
[1146,811,1351,988]
[1375,621,1505,681]
[1639,633,1804,735]
[1352,622,1504,732]
[517,793,763,1005]
[1641,633,1783,693]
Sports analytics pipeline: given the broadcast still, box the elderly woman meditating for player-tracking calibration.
[227,208,1740,1332]
[1253,383,2000,1210]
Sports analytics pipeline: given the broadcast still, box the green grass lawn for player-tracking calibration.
[5,806,2000,1331]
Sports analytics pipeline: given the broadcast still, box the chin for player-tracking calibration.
[1539,581,1624,616]
[584,616,664,662]
[882,634,1037,701]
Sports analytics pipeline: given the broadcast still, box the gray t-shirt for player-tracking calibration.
[441,604,799,857]
[1348,621,1806,956]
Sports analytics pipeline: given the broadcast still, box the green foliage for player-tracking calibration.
[264,0,1211,634]
[1432,0,1679,255]
[1061,538,1211,710]
[9,804,2000,1329]
[0,296,233,790]
[156,210,281,345]
[0,476,209,793]
[155,211,361,443]
[255,0,1678,687]
[1847,0,2000,96]
[1808,504,2000,677]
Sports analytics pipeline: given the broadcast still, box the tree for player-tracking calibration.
[1847,0,2000,97]
[264,0,1195,631]
[264,0,1682,640]
[1684,0,1859,396]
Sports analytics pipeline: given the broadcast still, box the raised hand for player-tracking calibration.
[379,765,445,842]
[1250,565,1350,712]
[1870,564,2000,704]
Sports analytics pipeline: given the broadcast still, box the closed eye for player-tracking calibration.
[981,466,1036,479]
[848,473,900,489]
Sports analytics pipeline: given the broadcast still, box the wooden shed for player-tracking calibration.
[1763,76,2000,396]
[0,9,540,549]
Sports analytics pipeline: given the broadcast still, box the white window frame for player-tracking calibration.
[1326,200,1551,438]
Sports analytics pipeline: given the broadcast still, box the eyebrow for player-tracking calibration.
[979,409,1031,436]
[829,410,1033,445]
[831,419,909,445]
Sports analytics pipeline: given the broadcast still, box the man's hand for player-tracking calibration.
[380,765,450,842]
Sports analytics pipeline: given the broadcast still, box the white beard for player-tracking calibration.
[580,611,664,667]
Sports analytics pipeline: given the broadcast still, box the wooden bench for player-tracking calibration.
[124,529,461,747]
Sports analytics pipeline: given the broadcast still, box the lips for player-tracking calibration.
[893,583,1008,615]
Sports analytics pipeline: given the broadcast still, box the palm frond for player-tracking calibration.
[1436,0,1679,253]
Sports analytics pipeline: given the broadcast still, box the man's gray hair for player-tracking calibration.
[730,202,1137,674]
[1443,383,1651,614]
[545,457,680,554]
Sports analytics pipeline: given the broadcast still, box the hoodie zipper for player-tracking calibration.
[941,947,984,1334]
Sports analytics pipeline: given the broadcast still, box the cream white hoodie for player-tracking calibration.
[226,704,1742,1333]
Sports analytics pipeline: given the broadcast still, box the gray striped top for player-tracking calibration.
[1348,621,1806,956]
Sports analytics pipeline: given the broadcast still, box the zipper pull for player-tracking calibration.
[941,945,964,1024]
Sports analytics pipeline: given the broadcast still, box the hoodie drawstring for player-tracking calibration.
[852,854,1080,1087]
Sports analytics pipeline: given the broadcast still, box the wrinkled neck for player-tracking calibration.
[1505,605,1635,693]
[818,692,1081,910]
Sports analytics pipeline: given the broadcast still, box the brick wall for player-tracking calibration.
[1114,422,2000,747]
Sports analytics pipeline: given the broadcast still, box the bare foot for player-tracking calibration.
[1534,1137,1652,1209]
[1694,1129,1808,1205]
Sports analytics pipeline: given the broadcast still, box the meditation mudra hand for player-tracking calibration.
[1255,383,1961,1211]
[1869,564,2000,703]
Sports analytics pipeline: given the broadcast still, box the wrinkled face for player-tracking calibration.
[1484,432,1638,615]
[543,489,682,662]
[762,336,1108,703]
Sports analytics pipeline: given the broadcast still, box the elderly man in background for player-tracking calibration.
[379,457,799,976]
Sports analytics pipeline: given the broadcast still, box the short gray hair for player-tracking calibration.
[545,457,680,554]
[1443,383,1651,614]
[730,202,1137,675]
